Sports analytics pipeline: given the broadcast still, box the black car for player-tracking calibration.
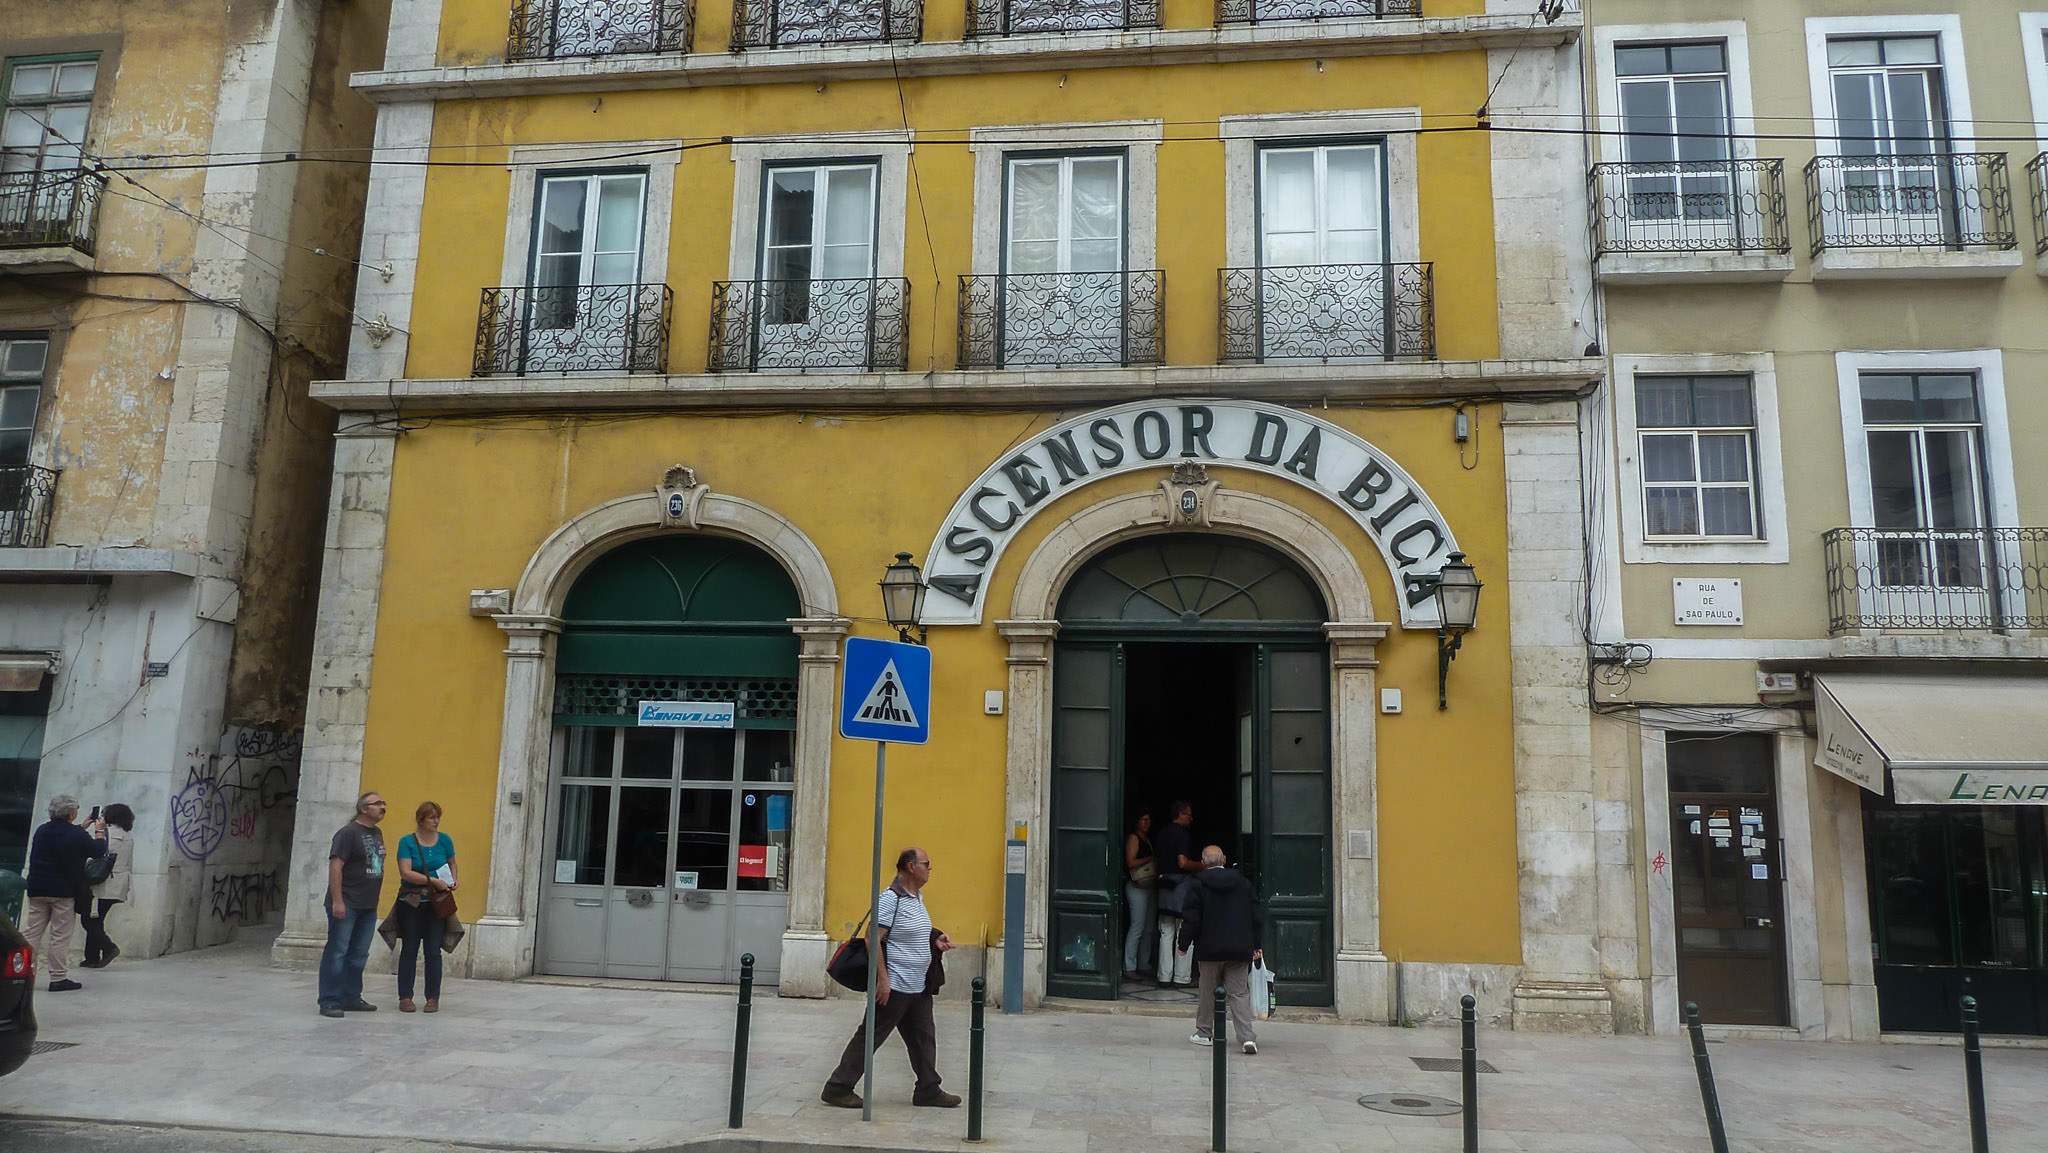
[0,912,34,1077]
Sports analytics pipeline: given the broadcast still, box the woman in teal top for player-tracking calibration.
[394,800,457,1012]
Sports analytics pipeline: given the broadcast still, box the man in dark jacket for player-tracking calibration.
[23,793,107,992]
[1177,844,1263,1054]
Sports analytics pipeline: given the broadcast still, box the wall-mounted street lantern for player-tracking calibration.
[879,551,928,646]
[1420,551,1481,710]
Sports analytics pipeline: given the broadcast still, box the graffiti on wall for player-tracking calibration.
[208,869,284,923]
[171,730,300,862]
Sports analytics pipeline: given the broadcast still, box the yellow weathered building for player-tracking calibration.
[281,0,1630,1028]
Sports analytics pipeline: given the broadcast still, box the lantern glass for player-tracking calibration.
[879,552,926,629]
[1433,553,1482,632]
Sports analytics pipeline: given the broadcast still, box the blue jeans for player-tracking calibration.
[394,899,445,1000]
[1123,882,1156,973]
[318,906,379,1010]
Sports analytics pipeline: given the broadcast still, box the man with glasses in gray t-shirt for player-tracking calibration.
[821,847,959,1110]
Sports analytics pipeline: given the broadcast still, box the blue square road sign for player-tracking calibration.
[839,636,932,745]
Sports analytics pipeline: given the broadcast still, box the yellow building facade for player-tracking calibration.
[279,0,1623,1027]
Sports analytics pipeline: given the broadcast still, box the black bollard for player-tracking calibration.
[1212,984,1228,1153]
[968,977,987,1142]
[1460,994,1478,1153]
[729,953,754,1130]
[1961,996,1989,1153]
[1683,1002,1730,1153]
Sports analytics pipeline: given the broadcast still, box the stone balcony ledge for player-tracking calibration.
[0,546,218,579]
[310,357,1606,413]
[349,12,1580,101]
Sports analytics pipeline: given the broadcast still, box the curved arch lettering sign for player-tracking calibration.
[922,399,1461,627]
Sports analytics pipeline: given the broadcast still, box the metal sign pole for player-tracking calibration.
[862,739,887,1122]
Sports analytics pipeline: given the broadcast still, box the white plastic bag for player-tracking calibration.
[1249,957,1273,1019]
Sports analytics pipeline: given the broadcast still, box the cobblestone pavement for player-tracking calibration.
[2,932,2045,1152]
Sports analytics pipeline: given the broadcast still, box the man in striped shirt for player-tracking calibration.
[821,847,960,1109]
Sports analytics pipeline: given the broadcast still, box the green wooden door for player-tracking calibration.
[1047,642,1122,1000]
[1257,644,1333,1006]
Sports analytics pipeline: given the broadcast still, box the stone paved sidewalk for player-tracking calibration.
[2,932,2044,1152]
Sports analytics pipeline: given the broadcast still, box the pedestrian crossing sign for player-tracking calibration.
[839,637,932,745]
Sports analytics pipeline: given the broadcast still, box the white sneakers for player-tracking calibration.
[1189,1032,1260,1055]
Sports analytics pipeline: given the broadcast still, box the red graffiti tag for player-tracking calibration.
[1651,850,1668,876]
[227,806,258,840]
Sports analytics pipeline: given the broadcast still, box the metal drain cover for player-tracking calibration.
[1412,1056,1499,1074]
[1358,1092,1462,1116]
[29,1041,78,1055]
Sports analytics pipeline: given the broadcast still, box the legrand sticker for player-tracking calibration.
[637,701,736,728]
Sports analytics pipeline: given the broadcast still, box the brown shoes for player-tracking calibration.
[424,999,439,1013]
[399,999,417,1013]
[914,1089,962,1108]
[820,1086,862,1109]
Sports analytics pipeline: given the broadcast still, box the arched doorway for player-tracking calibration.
[536,535,801,984]
[1048,534,1333,1005]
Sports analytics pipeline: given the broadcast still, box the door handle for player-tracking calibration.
[572,899,603,908]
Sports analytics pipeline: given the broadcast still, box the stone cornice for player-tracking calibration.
[350,14,1581,102]
[311,359,1604,413]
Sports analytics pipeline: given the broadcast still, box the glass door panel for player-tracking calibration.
[605,784,674,980]
[1047,644,1120,1000]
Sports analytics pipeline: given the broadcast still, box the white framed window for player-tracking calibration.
[530,171,647,328]
[1613,353,1788,565]
[1636,375,1758,541]
[1593,22,1757,165]
[2021,14,2048,150]
[726,131,910,283]
[1004,152,1124,274]
[499,140,679,289]
[968,120,1159,276]
[1220,109,1418,270]
[0,335,48,467]
[1804,15,1974,152]
[1258,142,1384,267]
[1834,351,2020,626]
[759,162,878,308]
[1615,42,1733,226]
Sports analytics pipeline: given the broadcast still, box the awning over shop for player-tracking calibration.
[1814,674,2048,804]
[0,652,56,693]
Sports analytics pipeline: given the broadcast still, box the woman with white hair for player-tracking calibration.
[22,794,108,992]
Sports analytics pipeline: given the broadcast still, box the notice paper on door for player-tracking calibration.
[1751,864,1769,880]
[554,859,577,884]
[676,871,698,890]
[738,845,770,878]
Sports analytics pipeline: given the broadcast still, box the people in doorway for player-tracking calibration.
[318,792,387,1018]
[80,803,134,968]
[1123,811,1158,981]
[821,847,960,1110]
[22,794,107,992]
[1153,801,1200,987]
[1179,845,1264,1054]
[393,800,458,1013]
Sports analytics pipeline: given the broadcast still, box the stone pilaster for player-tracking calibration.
[467,614,563,979]
[778,616,852,997]
[1327,622,1393,1021]
[1503,400,1619,1032]
[274,415,397,969]
[995,619,1059,1009]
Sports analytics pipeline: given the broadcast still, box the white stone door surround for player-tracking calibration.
[466,482,847,987]
[996,480,1398,1018]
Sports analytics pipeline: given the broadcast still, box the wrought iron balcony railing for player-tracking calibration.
[508,0,694,60]
[731,0,920,47]
[707,277,910,371]
[1803,153,2015,257]
[1216,0,1417,24]
[0,169,107,255]
[0,465,59,549]
[1588,159,1789,257]
[2029,152,2046,258]
[1217,262,1433,363]
[1824,527,2048,633]
[474,284,672,375]
[957,270,1163,368]
[966,0,1158,37]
